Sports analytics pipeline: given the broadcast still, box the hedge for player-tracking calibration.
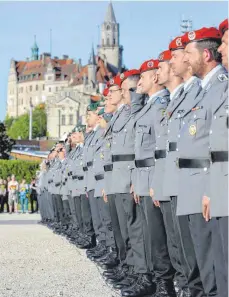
[0,160,40,183]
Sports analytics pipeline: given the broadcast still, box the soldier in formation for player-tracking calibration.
[37,19,228,297]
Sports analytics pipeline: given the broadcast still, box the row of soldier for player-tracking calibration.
[37,19,228,297]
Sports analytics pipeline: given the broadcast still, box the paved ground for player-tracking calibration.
[0,214,119,297]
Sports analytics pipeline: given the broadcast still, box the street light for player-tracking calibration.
[29,98,33,140]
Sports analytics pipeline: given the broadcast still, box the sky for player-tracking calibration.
[0,0,227,121]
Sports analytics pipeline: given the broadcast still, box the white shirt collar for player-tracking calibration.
[147,89,166,104]
[184,76,198,91]
[201,65,223,89]
[93,124,99,132]
[117,103,124,111]
[170,83,184,101]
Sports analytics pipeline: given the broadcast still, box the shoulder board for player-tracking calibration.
[156,96,169,104]
[218,73,228,82]
[124,105,131,111]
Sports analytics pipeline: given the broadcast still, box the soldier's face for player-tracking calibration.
[184,42,205,78]
[105,97,117,113]
[218,30,228,70]
[138,71,155,94]
[170,49,189,77]
[108,86,122,106]
[157,62,170,86]
[87,111,98,128]
[121,79,131,104]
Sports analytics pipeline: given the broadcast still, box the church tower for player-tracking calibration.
[31,35,39,61]
[88,45,97,86]
[98,2,123,73]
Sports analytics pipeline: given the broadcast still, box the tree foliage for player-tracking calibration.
[6,104,47,140]
[0,160,40,182]
[0,122,15,160]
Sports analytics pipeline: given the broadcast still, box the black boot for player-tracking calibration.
[121,274,156,297]
[105,265,129,285]
[113,270,138,290]
[151,279,177,297]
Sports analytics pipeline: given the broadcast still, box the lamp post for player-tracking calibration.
[29,99,33,140]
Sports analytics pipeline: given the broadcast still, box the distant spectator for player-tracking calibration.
[8,175,19,214]
[0,179,7,213]
[0,180,9,212]
[30,178,38,213]
[19,179,29,214]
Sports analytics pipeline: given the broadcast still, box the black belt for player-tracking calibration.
[68,171,72,176]
[112,154,135,162]
[72,175,84,180]
[178,158,210,169]
[155,150,166,159]
[211,151,228,163]
[135,158,154,168]
[55,183,61,187]
[62,182,66,186]
[83,166,88,172]
[65,178,67,182]
[104,164,113,172]
[95,174,104,181]
[87,161,93,167]
[168,142,177,152]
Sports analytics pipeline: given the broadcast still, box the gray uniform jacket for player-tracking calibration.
[85,127,105,192]
[59,158,70,200]
[208,80,228,217]
[71,145,86,197]
[133,89,169,196]
[163,77,201,198]
[110,94,144,194]
[52,159,63,195]
[152,85,184,202]
[177,65,228,215]
[48,159,60,195]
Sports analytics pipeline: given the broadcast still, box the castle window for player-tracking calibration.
[113,38,116,45]
[106,25,110,30]
[36,85,38,91]
[43,84,45,90]
[69,114,73,125]
[107,38,110,46]
[56,87,58,92]
[49,87,51,92]
[48,76,52,80]
[21,87,23,93]
[102,39,104,45]
[61,115,66,126]
[21,98,23,105]
[30,85,32,92]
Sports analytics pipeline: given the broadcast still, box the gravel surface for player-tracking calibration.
[0,214,120,297]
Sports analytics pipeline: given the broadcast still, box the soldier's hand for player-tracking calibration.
[202,196,211,222]
[149,188,154,198]
[133,193,140,204]
[102,189,108,203]
[153,200,160,207]
[130,184,134,194]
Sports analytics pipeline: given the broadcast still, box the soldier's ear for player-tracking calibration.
[153,72,158,84]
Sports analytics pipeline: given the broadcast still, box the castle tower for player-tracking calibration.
[7,59,18,117]
[88,44,97,86]
[98,2,123,72]
[31,35,39,61]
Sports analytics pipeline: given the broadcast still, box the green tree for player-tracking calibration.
[7,105,47,140]
[0,122,15,159]
[4,114,14,131]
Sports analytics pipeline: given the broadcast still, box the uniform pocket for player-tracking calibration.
[136,125,151,146]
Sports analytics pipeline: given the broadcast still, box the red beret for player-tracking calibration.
[139,59,159,74]
[120,69,140,84]
[158,50,172,62]
[103,88,109,97]
[219,19,228,35]
[109,76,122,88]
[169,36,185,51]
[182,27,221,45]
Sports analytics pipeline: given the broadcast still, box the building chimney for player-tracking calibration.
[62,55,69,59]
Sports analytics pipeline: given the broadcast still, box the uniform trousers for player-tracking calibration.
[139,196,175,281]
[114,193,148,274]
[73,196,84,231]
[80,194,94,238]
[56,194,64,224]
[62,199,71,225]
[170,197,205,297]
[211,217,228,297]
[52,194,59,222]
[47,192,54,220]
[97,196,115,248]
[68,195,79,229]
[107,194,126,263]
[88,190,105,243]
[187,214,218,296]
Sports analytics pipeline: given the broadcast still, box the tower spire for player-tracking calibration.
[31,35,39,61]
[105,1,116,23]
[89,44,96,65]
